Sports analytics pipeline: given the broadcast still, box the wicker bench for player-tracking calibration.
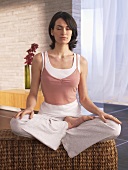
[0,129,118,170]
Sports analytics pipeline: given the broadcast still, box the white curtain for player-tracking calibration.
[81,0,128,105]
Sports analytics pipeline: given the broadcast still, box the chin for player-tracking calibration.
[60,40,70,44]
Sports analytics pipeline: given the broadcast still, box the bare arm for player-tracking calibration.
[15,53,42,119]
[26,53,42,110]
[78,56,121,124]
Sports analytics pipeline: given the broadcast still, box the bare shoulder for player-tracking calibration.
[79,56,88,73]
[32,53,42,70]
[33,53,42,63]
[80,56,88,65]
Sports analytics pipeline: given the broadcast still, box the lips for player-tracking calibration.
[60,37,67,39]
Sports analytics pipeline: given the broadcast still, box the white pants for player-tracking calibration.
[10,100,121,158]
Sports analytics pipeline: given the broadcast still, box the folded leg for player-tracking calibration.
[62,117,121,158]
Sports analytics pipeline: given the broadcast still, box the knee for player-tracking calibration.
[10,118,23,135]
[107,120,121,138]
[113,123,121,138]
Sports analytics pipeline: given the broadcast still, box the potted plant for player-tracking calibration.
[24,43,38,89]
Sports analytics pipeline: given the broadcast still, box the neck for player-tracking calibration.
[53,44,72,58]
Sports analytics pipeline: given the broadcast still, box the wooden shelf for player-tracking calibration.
[0,89,44,111]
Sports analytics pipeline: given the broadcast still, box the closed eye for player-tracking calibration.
[56,25,71,31]
[66,26,71,30]
[56,26,62,30]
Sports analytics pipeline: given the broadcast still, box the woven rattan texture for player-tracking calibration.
[0,129,118,170]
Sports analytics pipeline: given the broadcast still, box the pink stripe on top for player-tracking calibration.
[41,52,80,105]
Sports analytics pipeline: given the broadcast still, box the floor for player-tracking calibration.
[104,103,128,170]
[0,104,128,170]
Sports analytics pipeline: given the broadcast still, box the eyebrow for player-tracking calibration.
[56,25,69,27]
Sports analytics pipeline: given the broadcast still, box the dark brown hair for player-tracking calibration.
[49,11,78,51]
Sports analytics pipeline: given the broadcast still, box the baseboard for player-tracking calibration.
[0,106,21,112]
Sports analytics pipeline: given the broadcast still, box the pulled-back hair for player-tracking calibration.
[48,11,78,51]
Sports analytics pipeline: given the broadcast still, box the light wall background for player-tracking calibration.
[0,0,81,90]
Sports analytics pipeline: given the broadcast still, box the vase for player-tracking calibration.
[25,65,30,89]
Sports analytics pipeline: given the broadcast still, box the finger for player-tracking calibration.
[29,111,34,119]
[100,115,107,123]
[115,119,122,124]
[111,116,122,124]
[20,111,26,119]
[105,114,122,124]
[14,111,23,118]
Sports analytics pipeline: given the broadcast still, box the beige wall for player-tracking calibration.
[0,0,80,90]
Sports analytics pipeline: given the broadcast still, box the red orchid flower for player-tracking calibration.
[24,43,39,65]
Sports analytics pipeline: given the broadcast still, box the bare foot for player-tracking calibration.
[64,116,95,129]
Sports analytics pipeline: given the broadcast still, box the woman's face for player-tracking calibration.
[51,18,72,45]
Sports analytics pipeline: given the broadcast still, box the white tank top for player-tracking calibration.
[42,51,80,79]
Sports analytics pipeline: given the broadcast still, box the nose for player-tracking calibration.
[61,28,66,35]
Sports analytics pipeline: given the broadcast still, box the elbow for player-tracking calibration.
[79,97,87,105]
